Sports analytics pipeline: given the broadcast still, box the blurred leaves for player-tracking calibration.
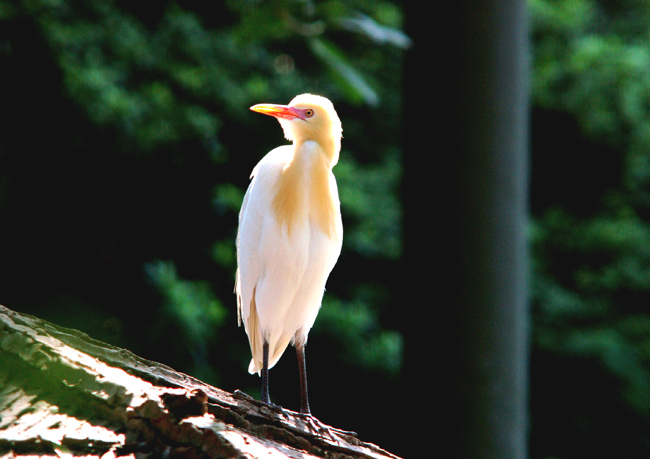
[145,260,227,383]
[316,297,402,375]
[531,0,650,456]
[337,151,401,258]
[0,0,407,436]
[309,37,378,107]
[146,260,227,343]
[338,13,411,49]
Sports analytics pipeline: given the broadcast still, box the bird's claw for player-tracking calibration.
[233,390,285,416]
[262,401,285,414]
[296,413,357,440]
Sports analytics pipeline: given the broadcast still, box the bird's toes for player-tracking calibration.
[259,400,284,415]
[234,390,285,416]
[269,402,284,413]
[296,413,357,440]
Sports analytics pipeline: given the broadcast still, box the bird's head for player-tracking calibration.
[251,94,342,165]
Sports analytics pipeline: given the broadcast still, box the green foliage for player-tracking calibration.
[145,260,227,383]
[316,297,402,375]
[308,37,379,106]
[531,0,650,456]
[0,0,406,441]
[146,260,226,343]
[337,151,401,258]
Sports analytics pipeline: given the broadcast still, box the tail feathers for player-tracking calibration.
[246,292,263,374]
[243,287,298,375]
[248,331,294,375]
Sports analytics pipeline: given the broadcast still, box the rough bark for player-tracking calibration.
[0,305,400,459]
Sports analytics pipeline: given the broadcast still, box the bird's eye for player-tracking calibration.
[304,109,314,118]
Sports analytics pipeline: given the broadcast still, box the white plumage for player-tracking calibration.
[235,94,343,415]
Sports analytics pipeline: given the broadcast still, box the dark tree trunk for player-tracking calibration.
[402,1,530,458]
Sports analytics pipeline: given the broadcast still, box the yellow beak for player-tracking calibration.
[250,104,302,120]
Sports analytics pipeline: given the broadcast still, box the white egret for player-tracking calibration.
[235,94,343,416]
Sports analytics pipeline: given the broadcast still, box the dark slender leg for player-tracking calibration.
[296,343,311,416]
[294,344,358,438]
[261,341,271,405]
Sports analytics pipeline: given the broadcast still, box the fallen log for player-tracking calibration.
[0,305,400,459]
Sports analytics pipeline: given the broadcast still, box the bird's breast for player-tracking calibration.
[271,143,341,239]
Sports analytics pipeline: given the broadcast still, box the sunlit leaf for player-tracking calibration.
[338,13,411,49]
[308,37,379,107]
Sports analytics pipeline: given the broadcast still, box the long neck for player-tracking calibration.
[272,143,338,238]
[295,131,340,166]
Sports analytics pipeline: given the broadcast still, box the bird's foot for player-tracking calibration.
[233,390,285,415]
[296,412,357,440]
[262,400,284,414]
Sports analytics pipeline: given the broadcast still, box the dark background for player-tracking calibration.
[4,1,650,458]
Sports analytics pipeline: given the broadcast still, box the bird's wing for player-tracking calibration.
[235,146,292,372]
[235,160,263,328]
[235,186,253,327]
